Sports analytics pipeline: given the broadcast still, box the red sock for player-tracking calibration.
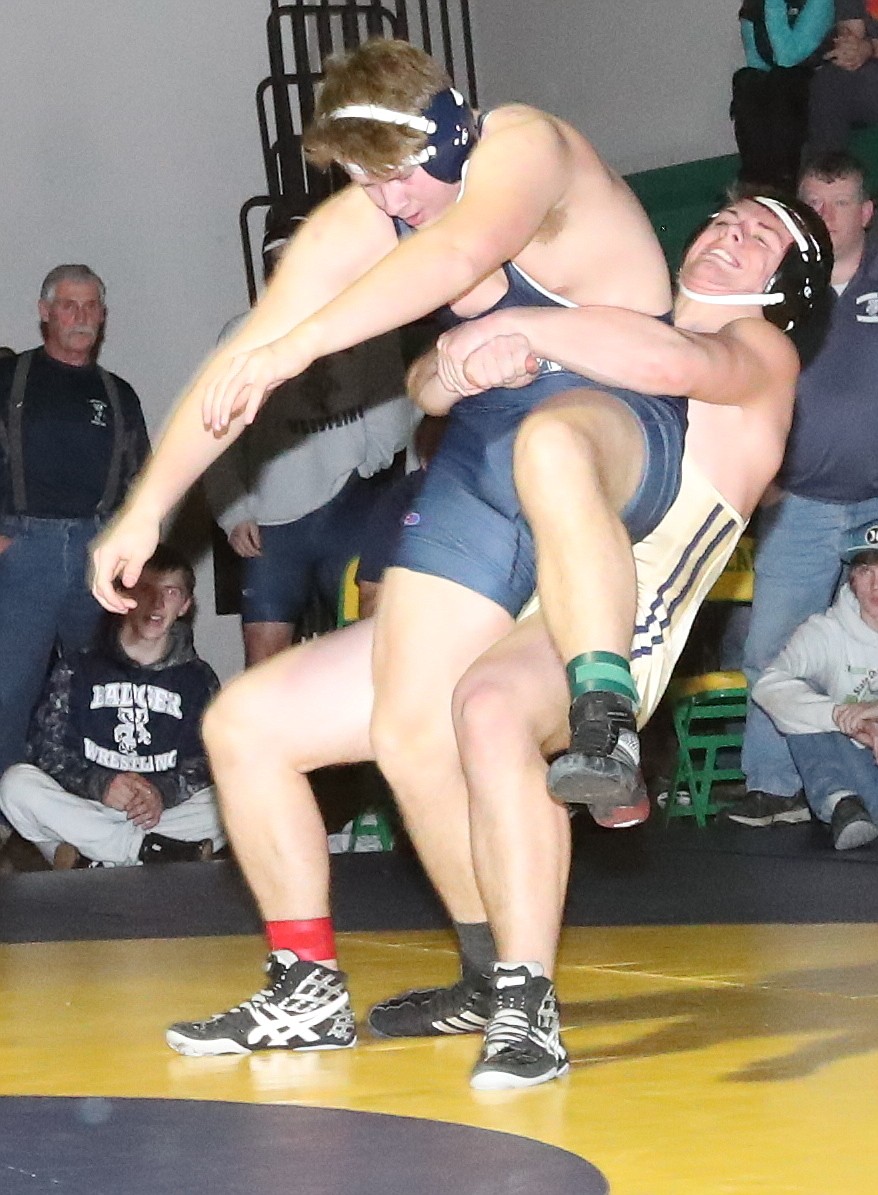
[265,917,336,963]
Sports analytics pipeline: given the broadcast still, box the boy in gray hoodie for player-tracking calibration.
[753,518,878,849]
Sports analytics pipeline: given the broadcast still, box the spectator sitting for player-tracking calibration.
[752,520,878,849]
[205,209,420,665]
[0,264,150,776]
[0,544,225,868]
[808,0,878,152]
[733,0,834,191]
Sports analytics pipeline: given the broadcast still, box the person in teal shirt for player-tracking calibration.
[733,0,834,189]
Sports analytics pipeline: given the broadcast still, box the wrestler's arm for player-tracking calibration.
[297,115,571,350]
[204,112,577,429]
[451,306,799,405]
[91,189,398,606]
[406,349,456,415]
[407,338,538,414]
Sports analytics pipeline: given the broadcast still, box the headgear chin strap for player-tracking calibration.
[329,87,477,183]
[677,282,784,307]
[679,194,833,332]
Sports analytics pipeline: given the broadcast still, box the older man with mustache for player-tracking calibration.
[0,264,149,779]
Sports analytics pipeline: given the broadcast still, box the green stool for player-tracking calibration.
[348,808,395,852]
[665,672,748,827]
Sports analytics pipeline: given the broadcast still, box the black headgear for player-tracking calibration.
[328,86,478,183]
[679,194,833,333]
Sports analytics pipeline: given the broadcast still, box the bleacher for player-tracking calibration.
[626,127,878,270]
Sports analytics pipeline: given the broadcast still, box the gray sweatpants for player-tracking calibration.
[0,764,226,865]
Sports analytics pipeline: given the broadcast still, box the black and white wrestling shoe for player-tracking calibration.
[166,950,356,1056]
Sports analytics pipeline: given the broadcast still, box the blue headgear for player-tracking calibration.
[328,87,478,183]
[841,519,878,563]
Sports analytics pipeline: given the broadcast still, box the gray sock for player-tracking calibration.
[454,921,497,978]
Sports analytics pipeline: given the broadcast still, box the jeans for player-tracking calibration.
[787,732,878,825]
[741,492,878,796]
[0,515,104,775]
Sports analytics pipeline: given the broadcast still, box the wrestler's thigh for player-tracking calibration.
[454,612,571,757]
[517,387,647,512]
[371,566,514,728]
[215,617,377,770]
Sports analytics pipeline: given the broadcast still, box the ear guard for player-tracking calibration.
[330,87,477,183]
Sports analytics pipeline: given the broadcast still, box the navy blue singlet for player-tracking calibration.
[389,217,687,616]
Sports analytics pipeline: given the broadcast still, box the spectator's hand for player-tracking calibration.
[102,773,142,812]
[228,520,262,557]
[91,509,160,612]
[462,334,540,392]
[435,314,515,396]
[827,30,872,71]
[832,701,878,737]
[123,776,164,830]
[202,342,290,433]
[0,533,14,556]
[848,720,878,762]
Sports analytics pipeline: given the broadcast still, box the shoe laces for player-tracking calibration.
[484,1005,532,1057]
[483,976,547,1060]
[207,956,303,1022]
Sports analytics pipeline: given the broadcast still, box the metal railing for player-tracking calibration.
[240,0,478,301]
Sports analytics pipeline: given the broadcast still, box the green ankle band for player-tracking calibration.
[566,651,639,706]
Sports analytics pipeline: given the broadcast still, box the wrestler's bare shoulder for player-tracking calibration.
[471,105,669,311]
[720,316,800,398]
[477,104,608,180]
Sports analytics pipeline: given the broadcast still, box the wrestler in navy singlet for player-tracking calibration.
[390,216,688,616]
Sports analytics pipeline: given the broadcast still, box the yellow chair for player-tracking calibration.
[664,537,754,826]
[337,555,361,627]
[335,555,395,851]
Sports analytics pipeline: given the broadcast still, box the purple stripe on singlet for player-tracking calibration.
[631,506,739,662]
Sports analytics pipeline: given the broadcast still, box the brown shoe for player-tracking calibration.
[53,842,83,870]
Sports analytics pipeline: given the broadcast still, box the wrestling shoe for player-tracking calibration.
[470,963,570,1091]
[368,969,492,1037]
[547,690,649,828]
[165,950,357,1056]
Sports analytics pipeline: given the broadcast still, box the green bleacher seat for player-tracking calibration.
[626,131,878,269]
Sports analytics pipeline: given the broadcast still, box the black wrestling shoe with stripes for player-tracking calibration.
[368,970,492,1037]
[165,950,356,1056]
[548,690,649,828]
[470,964,569,1091]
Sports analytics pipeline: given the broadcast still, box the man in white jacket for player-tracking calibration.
[752,518,878,850]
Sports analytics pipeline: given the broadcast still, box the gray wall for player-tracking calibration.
[1,1,745,680]
[470,0,743,173]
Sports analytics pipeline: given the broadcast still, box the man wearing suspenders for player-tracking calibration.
[0,264,149,777]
